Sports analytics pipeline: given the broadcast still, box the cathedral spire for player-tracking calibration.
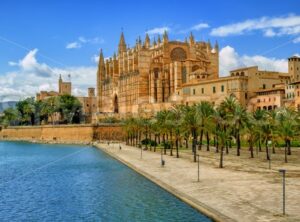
[153,36,156,46]
[98,49,105,76]
[118,31,127,54]
[157,35,161,44]
[99,49,105,66]
[163,30,168,44]
[189,32,195,45]
[144,33,150,48]
[207,39,212,53]
[214,41,219,52]
[214,40,219,52]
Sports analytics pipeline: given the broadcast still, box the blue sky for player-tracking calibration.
[0,0,300,101]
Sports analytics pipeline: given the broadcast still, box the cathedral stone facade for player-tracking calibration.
[97,31,219,116]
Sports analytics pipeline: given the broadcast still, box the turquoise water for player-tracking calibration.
[0,141,211,222]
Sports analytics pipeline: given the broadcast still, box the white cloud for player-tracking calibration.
[8,61,18,66]
[66,36,104,49]
[211,14,300,39]
[92,54,99,64]
[147,27,170,35]
[66,42,81,49]
[219,45,288,76]
[263,29,276,37]
[0,49,96,102]
[191,23,210,31]
[293,36,300,43]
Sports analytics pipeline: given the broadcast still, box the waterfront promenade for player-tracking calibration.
[95,143,300,222]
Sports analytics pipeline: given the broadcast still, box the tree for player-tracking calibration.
[57,95,82,124]
[277,108,298,162]
[245,113,258,158]
[170,105,184,158]
[232,105,247,156]
[155,110,170,155]
[213,109,230,168]
[253,109,266,152]
[196,101,214,151]
[1,108,20,126]
[182,105,199,162]
[16,97,36,125]
[40,97,59,124]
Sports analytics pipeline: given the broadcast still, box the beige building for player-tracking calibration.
[77,88,97,123]
[95,31,300,117]
[36,75,71,100]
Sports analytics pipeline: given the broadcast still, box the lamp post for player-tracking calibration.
[140,144,143,159]
[197,154,200,182]
[279,169,286,215]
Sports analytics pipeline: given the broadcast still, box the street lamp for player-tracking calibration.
[278,169,286,215]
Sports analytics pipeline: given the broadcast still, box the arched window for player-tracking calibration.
[170,47,187,61]
[192,65,200,72]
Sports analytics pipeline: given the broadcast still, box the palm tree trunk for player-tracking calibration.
[215,136,219,153]
[215,137,219,153]
[199,129,203,150]
[250,142,254,158]
[219,146,224,168]
[288,140,292,155]
[237,131,241,156]
[154,135,157,152]
[284,140,288,163]
[170,131,173,156]
[258,138,262,152]
[185,138,188,149]
[272,142,275,154]
[176,137,179,158]
[225,141,229,154]
[206,132,210,151]
[163,134,166,155]
[266,140,270,160]
[213,136,216,147]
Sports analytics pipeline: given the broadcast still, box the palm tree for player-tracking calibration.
[267,110,278,154]
[232,104,248,156]
[213,109,230,168]
[245,113,258,158]
[196,101,214,151]
[253,109,266,152]
[155,110,170,154]
[170,105,184,158]
[277,108,298,162]
[182,105,199,162]
[218,96,237,154]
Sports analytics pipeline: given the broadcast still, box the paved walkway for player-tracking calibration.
[95,143,300,222]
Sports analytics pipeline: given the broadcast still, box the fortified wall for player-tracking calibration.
[0,124,124,143]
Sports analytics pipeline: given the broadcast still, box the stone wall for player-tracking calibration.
[0,124,124,143]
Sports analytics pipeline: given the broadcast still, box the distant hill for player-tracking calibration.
[0,101,17,113]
